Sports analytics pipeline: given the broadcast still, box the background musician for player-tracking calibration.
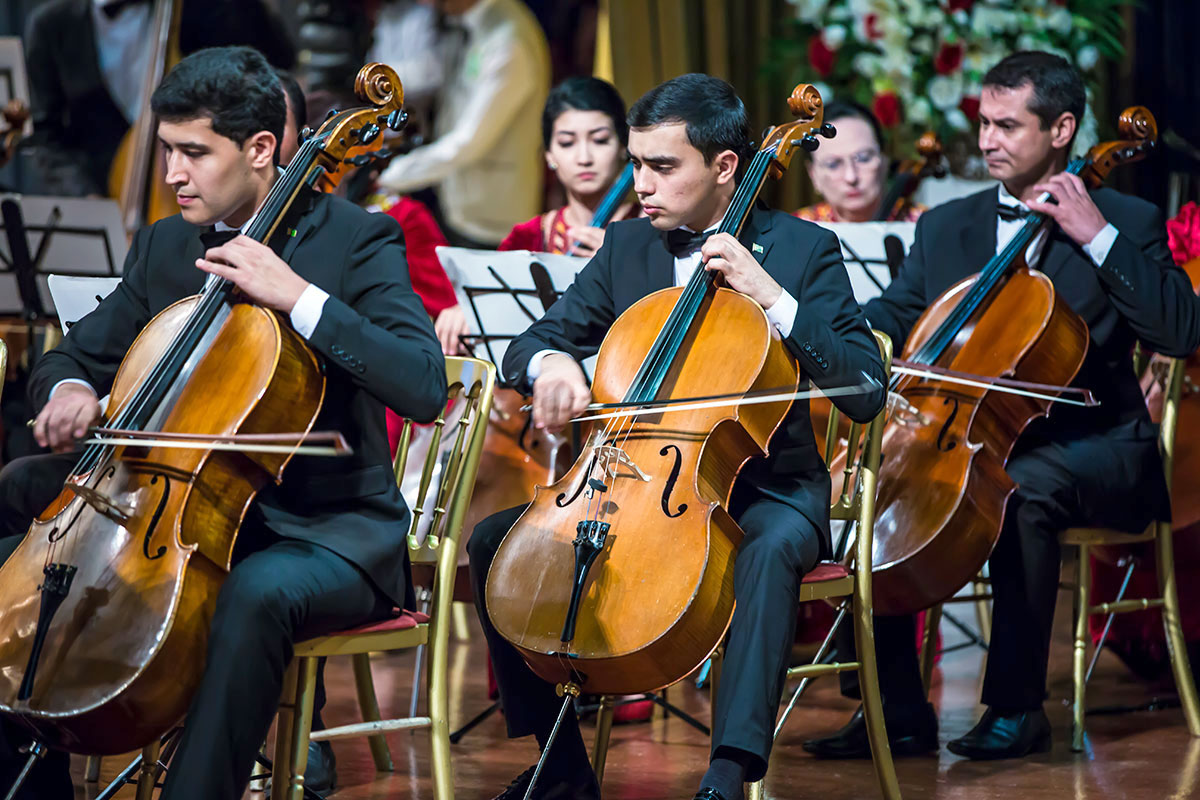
[0,47,446,799]
[794,100,924,224]
[806,51,1200,762]
[466,73,886,800]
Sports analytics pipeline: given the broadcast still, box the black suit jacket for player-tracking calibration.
[29,189,447,606]
[25,0,296,196]
[502,206,887,555]
[865,185,1200,522]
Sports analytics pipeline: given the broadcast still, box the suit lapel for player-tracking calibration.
[958,187,999,274]
[647,232,675,293]
[741,203,775,267]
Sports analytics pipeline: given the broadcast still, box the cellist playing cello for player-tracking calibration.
[0,47,446,799]
[467,73,887,800]
[806,51,1200,762]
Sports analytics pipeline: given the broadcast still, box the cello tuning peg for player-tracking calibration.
[299,126,314,143]
[820,123,837,138]
[800,135,820,152]
[324,108,339,121]
[358,123,381,144]
[386,109,408,131]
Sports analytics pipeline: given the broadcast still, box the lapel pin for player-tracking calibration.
[752,242,764,254]
[288,228,298,238]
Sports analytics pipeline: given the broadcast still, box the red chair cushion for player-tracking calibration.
[328,609,430,637]
[803,563,850,583]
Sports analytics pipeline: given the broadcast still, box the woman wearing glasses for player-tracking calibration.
[795,100,924,223]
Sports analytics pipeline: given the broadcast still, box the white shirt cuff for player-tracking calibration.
[527,349,568,383]
[1083,223,1119,268]
[50,378,97,399]
[764,289,798,339]
[290,284,330,340]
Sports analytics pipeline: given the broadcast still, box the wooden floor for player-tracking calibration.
[72,572,1199,800]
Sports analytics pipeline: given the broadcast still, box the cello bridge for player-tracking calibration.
[593,445,651,484]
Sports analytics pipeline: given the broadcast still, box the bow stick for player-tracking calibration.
[78,427,353,457]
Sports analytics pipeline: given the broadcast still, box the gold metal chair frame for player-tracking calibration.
[589,332,900,800]
[270,356,496,800]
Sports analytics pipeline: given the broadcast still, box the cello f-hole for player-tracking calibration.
[142,473,171,560]
[658,444,688,518]
[936,396,960,452]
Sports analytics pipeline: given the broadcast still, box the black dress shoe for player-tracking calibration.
[306,740,337,794]
[490,763,601,800]
[946,707,1051,760]
[693,789,730,800]
[803,703,939,759]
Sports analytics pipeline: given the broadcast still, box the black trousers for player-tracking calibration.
[468,492,822,782]
[0,454,392,800]
[838,423,1165,713]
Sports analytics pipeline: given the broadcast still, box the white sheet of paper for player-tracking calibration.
[47,275,122,334]
[813,221,917,304]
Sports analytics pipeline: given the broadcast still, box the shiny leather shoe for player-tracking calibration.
[305,740,337,794]
[693,789,730,800]
[490,764,602,800]
[803,704,939,759]
[946,707,1051,760]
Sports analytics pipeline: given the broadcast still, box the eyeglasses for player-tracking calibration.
[813,149,882,173]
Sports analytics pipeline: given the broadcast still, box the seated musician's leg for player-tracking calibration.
[803,613,936,758]
[0,452,77,538]
[466,505,600,799]
[158,537,393,800]
[703,499,821,797]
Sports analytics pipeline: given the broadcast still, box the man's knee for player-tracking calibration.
[466,505,526,572]
[736,504,822,574]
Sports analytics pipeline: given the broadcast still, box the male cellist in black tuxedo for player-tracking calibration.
[467,73,887,800]
[0,47,446,800]
[805,51,1200,762]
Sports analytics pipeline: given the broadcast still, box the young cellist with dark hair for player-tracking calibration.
[467,73,887,800]
[806,50,1200,763]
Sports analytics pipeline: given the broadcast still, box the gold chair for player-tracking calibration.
[270,356,496,800]
[1060,355,1200,751]
[589,333,900,800]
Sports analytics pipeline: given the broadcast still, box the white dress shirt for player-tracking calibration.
[375,0,550,244]
[527,226,799,383]
[92,0,152,125]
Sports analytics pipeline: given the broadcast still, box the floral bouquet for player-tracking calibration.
[774,0,1128,173]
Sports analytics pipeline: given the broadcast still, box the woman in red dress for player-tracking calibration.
[795,101,924,224]
[498,76,637,257]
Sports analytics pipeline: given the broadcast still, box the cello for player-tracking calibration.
[484,84,834,696]
[839,106,1159,616]
[0,64,407,756]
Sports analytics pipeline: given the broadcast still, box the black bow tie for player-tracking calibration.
[997,203,1033,222]
[100,0,148,19]
[663,228,713,258]
[199,228,239,250]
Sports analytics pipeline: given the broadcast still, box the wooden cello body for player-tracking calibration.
[833,106,1160,616]
[485,85,832,694]
[0,64,407,754]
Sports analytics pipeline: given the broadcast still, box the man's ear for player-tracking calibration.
[713,149,739,186]
[1049,111,1077,151]
[245,130,279,170]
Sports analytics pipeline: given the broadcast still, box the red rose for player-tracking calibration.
[864,13,883,40]
[873,92,902,129]
[1167,201,1200,265]
[808,34,837,78]
[960,95,980,122]
[945,0,974,10]
[934,42,964,75]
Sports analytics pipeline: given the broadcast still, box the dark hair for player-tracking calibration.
[151,46,286,164]
[821,100,883,151]
[542,77,628,149]
[982,51,1086,132]
[627,73,755,178]
[275,68,307,135]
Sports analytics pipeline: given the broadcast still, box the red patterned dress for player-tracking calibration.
[793,199,924,223]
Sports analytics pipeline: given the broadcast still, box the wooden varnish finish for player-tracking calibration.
[833,268,1088,615]
[0,300,324,755]
[485,287,798,694]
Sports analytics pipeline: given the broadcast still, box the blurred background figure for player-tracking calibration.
[375,0,550,248]
[795,100,924,224]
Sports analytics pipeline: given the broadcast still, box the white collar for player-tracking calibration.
[997,183,1029,211]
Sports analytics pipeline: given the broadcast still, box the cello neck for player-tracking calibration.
[117,0,181,235]
[589,162,635,228]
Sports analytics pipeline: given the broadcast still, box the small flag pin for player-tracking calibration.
[752,242,764,254]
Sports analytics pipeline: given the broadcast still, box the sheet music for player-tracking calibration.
[813,221,917,304]
[435,246,589,377]
[47,275,122,334]
[0,195,128,315]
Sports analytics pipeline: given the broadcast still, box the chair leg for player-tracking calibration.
[747,778,765,799]
[135,740,160,800]
[856,596,902,800]
[452,601,472,642]
[919,605,942,695]
[1071,545,1091,752]
[351,652,394,772]
[271,660,299,800]
[274,656,318,800]
[709,645,724,735]
[428,620,456,800]
[591,696,614,786]
[1156,521,1200,737]
[973,578,992,643]
[84,755,101,783]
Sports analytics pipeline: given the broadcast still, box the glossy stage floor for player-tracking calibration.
[74,575,1198,799]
